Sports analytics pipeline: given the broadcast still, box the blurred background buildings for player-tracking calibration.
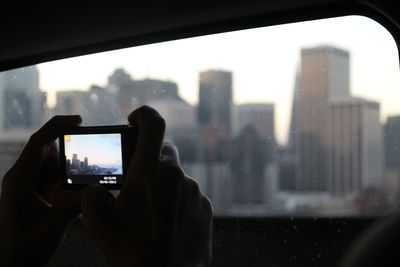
[0,45,396,216]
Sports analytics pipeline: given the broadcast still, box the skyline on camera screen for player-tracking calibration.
[64,133,123,176]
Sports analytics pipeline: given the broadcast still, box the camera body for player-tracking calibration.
[59,125,137,189]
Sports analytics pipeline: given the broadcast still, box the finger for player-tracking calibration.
[180,178,202,211]
[38,143,62,194]
[179,177,213,224]
[81,185,114,234]
[12,115,82,181]
[120,106,165,196]
[161,142,180,166]
[168,176,212,266]
[153,164,185,241]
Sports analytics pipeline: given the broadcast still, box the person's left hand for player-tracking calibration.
[0,115,83,267]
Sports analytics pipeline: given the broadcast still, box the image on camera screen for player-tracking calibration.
[63,133,123,185]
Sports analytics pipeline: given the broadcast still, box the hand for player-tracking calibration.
[81,106,213,267]
[0,115,83,267]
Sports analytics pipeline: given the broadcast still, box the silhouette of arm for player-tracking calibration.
[0,115,83,267]
[81,106,213,267]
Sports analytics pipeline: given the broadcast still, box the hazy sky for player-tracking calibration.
[65,134,122,165]
[38,15,400,144]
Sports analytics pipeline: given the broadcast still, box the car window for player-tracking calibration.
[0,15,399,217]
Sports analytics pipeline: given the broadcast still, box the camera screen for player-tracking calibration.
[63,133,124,186]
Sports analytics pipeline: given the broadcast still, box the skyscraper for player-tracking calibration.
[235,103,275,144]
[0,66,45,180]
[53,90,92,118]
[108,68,182,117]
[84,157,89,170]
[231,126,268,204]
[0,66,45,131]
[72,153,79,169]
[235,103,276,163]
[328,98,383,195]
[291,46,350,191]
[53,85,121,125]
[384,116,400,170]
[383,115,400,206]
[198,70,233,162]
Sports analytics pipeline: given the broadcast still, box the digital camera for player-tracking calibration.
[59,125,136,189]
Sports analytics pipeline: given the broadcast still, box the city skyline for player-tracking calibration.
[64,134,122,165]
[1,16,400,216]
[37,15,400,144]
[67,153,122,176]
[0,42,398,216]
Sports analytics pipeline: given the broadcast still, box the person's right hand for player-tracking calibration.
[81,106,213,267]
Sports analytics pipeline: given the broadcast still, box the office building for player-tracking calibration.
[291,46,350,191]
[53,85,121,125]
[235,103,275,143]
[0,66,45,131]
[328,97,383,195]
[107,68,133,94]
[231,126,269,204]
[278,147,296,191]
[108,68,181,117]
[383,116,400,207]
[72,153,79,169]
[384,116,400,170]
[198,70,233,162]
[53,90,92,118]
[0,66,45,183]
[84,157,88,170]
[235,103,276,162]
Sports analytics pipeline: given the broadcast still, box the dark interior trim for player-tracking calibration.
[0,1,399,72]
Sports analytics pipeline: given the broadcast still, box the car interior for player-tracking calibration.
[1,0,400,266]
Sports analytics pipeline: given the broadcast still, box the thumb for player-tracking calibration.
[81,185,115,234]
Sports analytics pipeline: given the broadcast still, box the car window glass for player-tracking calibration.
[0,15,399,217]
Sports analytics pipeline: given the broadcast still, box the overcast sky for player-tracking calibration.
[38,15,400,145]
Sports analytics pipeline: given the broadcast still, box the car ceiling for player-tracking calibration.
[0,0,399,71]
